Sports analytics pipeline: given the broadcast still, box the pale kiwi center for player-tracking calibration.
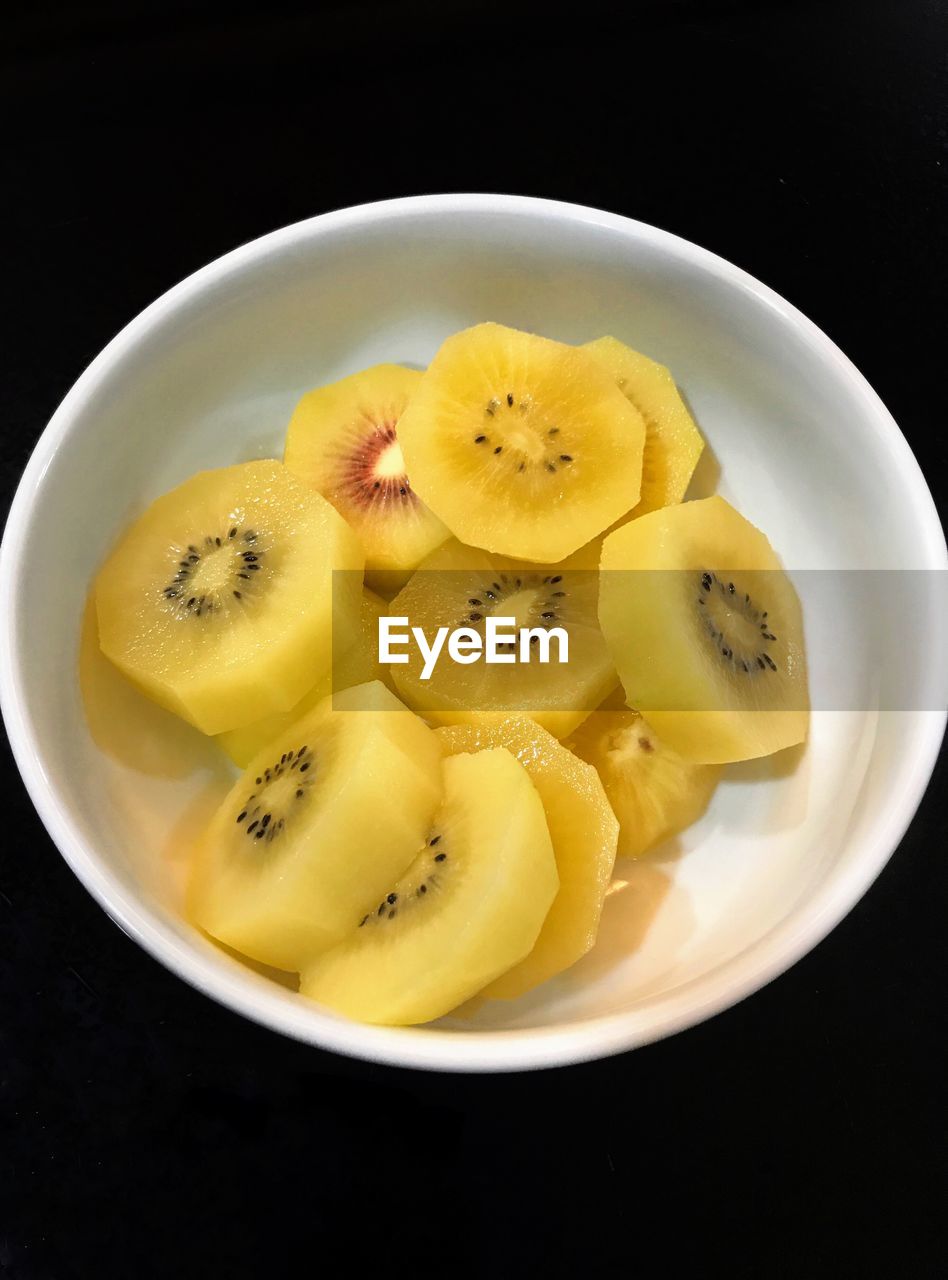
[189,545,241,596]
[606,718,653,761]
[375,439,406,479]
[501,587,541,629]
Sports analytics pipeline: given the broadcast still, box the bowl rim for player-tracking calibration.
[2,193,945,1072]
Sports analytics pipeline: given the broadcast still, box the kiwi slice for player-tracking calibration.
[95,460,364,735]
[436,717,618,1000]
[389,539,619,738]
[565,704,721,859]
[395,323,647,561]
[300,748,559,1025]
[598,496,809,763]
[284,363,450,592]
[582,335,705,517]
[216,587,396,768]
[189,682,443,971]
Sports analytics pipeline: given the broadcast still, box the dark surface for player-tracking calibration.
[2,2,946,1276]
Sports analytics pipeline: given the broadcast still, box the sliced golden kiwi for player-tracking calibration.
[95,460,363,735]
[188,682,443,971]
[598,496,809,763]
[436,717,618,999]
[284,363,449,592]
[300,749,559,1025]
[566,705,721,859]
[396,323,646,561]
[389,539,618,738]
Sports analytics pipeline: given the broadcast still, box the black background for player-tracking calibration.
[2,2,946,1276]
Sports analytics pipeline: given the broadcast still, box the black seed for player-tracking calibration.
[541,611,555,619]
[387,893,397,905]
[359,915,369,927]
[229,527,237,538]
[419,884,427,895]
[261,814,271,829]
[233,590,242,599]
[429,836,441,845]
[255,776,262,785]
[247,820,258,833]
[469,612,482,622]
[299,762,310,772]
[475,434,487,443]
[757,656,766,669]
[236,811,247,823]
[552,590,565,597]
[764,653,778,671]
[548,427,559,435]
[550,576,562,584]
[742,660,749,672]
[485,590,496,600]
[247,564,260,572]
[492,583,502,592]
[298,747,307,756]
[296,789,304,799]
[399,486,407,496]
[378,904,386,916]
[518,462,525,472]
[256,829,266,839]
[515,579,521,588]
[762,632,777,641]
[546,462,556,472]
[486,406,495,417]
[244,531,256,541]
[243,552,258,562]
[560,454,573,462]
[188,545,198,554]
[388,910,396,920]
[530,635,539,645]
[745,593,750,604]
[434,852,446,862]
[468,598,482,606]
[494,446,502,455]
[507,392,514,406]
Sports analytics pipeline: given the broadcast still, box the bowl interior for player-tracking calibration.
[4,199,944,1067]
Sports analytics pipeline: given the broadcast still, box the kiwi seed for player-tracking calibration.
[162,523,266,619]
[357,833,449,928]
[697,570,780,674]
[232,745,315,844]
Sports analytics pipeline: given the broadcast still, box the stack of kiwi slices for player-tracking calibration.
[89,322,808,1026]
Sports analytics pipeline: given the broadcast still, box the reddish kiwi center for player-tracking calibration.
[342,421,418,509]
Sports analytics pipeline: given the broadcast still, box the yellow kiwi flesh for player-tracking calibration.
[216,588,395,768]
[582,335,704,517]
[389,539,618,738]
[95,460,364,736]
[436,718,618,999]
[396,323,647,562]
[566,706,721,859]
[300,749,559,1025]
[189,682,443,971]
[284,363,449,592]
[598,496,809,762]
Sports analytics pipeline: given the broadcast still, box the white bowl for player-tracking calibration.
[1,195,944,1072]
